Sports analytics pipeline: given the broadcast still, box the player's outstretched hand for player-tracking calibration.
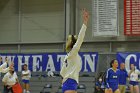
[82,8,89,26]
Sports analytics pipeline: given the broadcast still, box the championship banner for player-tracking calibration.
[124,0,140,35]
[92,0,118,36]
[0,52,98,72]
[117,52,140,72]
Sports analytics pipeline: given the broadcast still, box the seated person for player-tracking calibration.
[95,77,105,93]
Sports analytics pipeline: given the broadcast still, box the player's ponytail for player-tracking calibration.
[70,35,77,49]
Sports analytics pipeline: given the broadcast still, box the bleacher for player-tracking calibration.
[40,72,96,93]
[0,72,96,93]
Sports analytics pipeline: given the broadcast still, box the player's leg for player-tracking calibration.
[64,90,77,93]
[129,85,134,93]
[22,82,26,93]
[26,83,30,93]
[134,85,139,93]
[105,88,113,93]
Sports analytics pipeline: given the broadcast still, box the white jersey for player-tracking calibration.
[22,70,31,80]
[129,70,140,81]
[60,24,87,83]
[0,62,9,73]
[2,72,18,86]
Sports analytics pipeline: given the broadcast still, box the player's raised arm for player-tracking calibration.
[68,9,89,57]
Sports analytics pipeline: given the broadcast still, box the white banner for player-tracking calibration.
[92,0,118,36]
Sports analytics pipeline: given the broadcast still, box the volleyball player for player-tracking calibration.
[60,9,89,93]
[22,64,31,93]
[106,59,120,93]
[128,63,140,93]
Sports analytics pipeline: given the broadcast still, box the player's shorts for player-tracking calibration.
[109,83,118,92]
[62,78,78,93]
[22,79,30,84]
[129,81,139,86]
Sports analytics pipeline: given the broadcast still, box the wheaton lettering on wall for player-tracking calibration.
[0,52,98,72]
